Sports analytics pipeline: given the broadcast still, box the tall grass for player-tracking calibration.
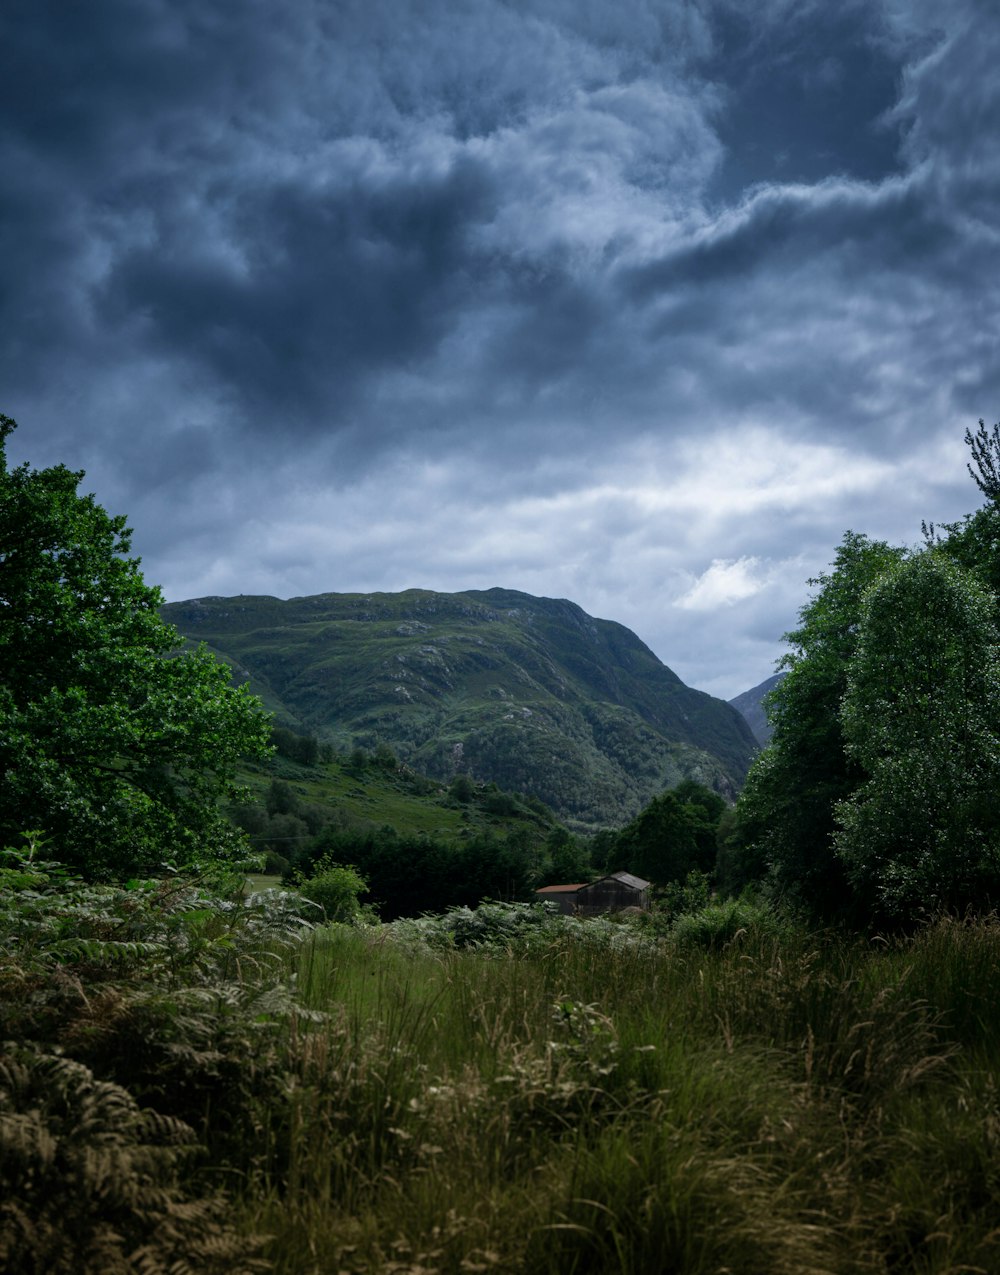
[231,913,1000,1273]
[4,870,1000,1272]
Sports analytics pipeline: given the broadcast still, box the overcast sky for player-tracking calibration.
[3,0,998,699]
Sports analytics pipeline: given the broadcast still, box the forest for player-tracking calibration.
[3,412,1000,1273]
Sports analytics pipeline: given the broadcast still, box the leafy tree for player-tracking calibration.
[923,498,1000,624]
[835,554,1000,918]
[925,420,1000,602]
[265,778,300,818]
[610,792,703,885]
[964,417,1000,504]
[539,826,591,886]
[729,424,1000,922]
[270,725,321,766]
[0,415,271,879]
[669,779,726,870]
[732,532,905,913]
[449,773,476,803]
[372,741,398,770]
[670,778,726,824]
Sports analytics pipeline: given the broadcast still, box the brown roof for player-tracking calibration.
[535,883,586,894]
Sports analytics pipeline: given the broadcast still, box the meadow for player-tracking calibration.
[3,862,999,1274]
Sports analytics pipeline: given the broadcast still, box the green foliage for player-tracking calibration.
[927,500,1000,603]
[601,780,726,886]
[237,745,554,852]
[269,725,328,767]
[274,914,1000,1273]
[656,867,713,918]
[301,822,538,919]
[293,855,370,922]
[448,772,475,802]
[6,843,1000,1273]
[610,791,700,883]
[671,776,727,822]
[733,425,1000,924]
[732,532,906,914]
[670,896,791,950]
[161,586,756,831]
[0,416,271,879]
[964,416,1000,504]
[390,900,569,950]
[0,835,311,995]
[233,744,566,917]
[835,553,1000,918]
[538,825,592,885]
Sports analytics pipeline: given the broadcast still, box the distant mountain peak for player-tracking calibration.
[163,587,757,830]
[729,672,786,747]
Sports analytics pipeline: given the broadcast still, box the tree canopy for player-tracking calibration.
[605,781,724,885]
[732,420,1000,923]
[835,553,1000,918]
[0,415,271,879]
[731,532,904,913]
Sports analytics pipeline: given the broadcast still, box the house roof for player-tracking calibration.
[536,871,651,896]
[579,871,651,892]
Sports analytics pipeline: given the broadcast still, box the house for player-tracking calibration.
[535,882,588,915]
[535,871,651,916]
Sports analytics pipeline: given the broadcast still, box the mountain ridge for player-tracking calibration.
[729,672,785,746]
[163,587,757,830]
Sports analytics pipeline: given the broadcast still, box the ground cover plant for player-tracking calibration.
[5,851,1000,1274]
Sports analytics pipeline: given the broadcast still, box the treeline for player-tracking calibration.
[726,420,1000,926]
[232,739,571,918]
[233,753,564,919]
[269,724,337,767]
[298,778,728,920]
[235,730,732,918]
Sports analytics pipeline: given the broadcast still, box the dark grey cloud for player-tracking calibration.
[1,0,998,696]
[99,156,498,419]
[703,0,909,196]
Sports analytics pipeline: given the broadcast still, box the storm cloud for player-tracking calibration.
[2,0,998,696]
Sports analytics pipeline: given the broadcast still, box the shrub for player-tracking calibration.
[671,897,790,950]
[294,856,370,922]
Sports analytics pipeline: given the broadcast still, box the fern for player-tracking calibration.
[0,1047,269,1274]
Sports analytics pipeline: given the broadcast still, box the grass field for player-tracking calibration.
[241,908,1000,1274]
[4,879,1000,1274]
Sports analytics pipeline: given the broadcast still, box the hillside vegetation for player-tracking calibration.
[728,671,785,746]
[163,587,756,830]
[232,735,575,918]
[236,736,557,858]
[231,730,735,920]
[5,864,1000,1274]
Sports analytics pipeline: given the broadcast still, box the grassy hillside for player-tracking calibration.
[237,745,557,851]
[164,587,757,830]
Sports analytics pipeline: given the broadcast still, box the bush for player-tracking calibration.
[294,856,370,922]
[671,898,791,950]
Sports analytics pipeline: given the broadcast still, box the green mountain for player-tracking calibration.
[162,588,757,830]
